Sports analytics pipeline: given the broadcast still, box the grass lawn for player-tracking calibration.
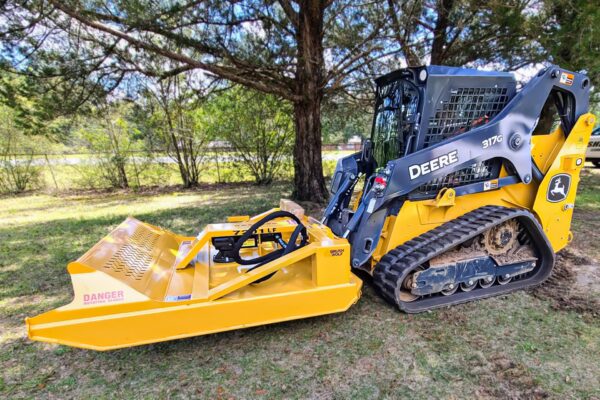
[1,173,600,399]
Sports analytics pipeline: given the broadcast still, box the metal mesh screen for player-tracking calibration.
[424,87,510,148]
[415,86,510,194]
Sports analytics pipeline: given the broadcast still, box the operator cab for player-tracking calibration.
[371,69,423,167]
[325,65,518,236]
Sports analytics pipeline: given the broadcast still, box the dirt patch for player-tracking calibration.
[482,353,550,399]
[531,249,600,316]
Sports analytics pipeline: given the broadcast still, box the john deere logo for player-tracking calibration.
[547,174,571,203]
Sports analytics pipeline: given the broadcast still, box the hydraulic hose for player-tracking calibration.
[232,211,308,274]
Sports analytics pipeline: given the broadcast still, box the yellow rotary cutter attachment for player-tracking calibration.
[26,200,362,351]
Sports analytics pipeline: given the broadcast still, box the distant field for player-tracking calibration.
[9,151,349,191]
[1,171,599,399]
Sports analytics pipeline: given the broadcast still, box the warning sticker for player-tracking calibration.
[483,179,499,191]
[83,290,125,305]
[560,72,574,86]
[165,294,192,302]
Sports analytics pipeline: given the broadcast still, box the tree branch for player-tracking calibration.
[387,0,422,66]
[47,0,301,102]
[277,0,299,28]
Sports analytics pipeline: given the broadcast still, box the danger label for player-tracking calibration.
[83,290,125,305]
[560,72,574,86]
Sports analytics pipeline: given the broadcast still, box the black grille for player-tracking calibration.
[424,87,510,148]
[417,159,499,194]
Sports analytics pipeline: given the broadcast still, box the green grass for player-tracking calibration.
[1,175,600,399]
[576,167,600,209]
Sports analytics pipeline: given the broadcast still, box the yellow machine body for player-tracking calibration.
[367,114,596,271]
[27,201,362,350]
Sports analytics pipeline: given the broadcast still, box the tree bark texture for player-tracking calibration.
[292,0,328,203]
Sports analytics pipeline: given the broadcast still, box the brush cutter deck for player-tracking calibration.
[27,200,362,350]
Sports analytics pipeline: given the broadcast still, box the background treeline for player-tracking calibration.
[0,73,369,194]
[0,0,598,196]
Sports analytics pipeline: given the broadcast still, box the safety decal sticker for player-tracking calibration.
[483,179,499,191]
[165,294,192,302]
[367,198,377,213]
[84,290,125,305]
[560,72,574,86]
[547,174,571,203]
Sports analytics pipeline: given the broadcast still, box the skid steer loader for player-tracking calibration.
[27,65,595,350]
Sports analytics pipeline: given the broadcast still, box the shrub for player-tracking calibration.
[143,76,209,188]
[204,87,294,185]
[0,153,42,193]
[0,105,43,193]
[75,104,150,189]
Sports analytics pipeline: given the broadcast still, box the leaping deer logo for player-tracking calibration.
[550,178,566,198]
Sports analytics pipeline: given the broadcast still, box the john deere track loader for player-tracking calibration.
[27,65,595,350]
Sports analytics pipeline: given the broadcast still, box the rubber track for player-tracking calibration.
[372,205,555,313]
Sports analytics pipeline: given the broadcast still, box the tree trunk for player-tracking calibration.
[293,0,328,203]
[292,100,327,202]
[430,0,455,64]
[117,162,129,188]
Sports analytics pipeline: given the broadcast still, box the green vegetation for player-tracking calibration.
[205,87,294,185]
[0,77,352,194]
[1,174,599,399]
[0,154,340,192]
[0,104,47,193]
[0,0,599,397]
[4,0,597,201]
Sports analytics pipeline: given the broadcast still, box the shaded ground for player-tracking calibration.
[532,249,600,316]
[1,173,600,399]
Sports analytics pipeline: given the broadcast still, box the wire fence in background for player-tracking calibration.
[4,143,362,159]
[1,143,361,193]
